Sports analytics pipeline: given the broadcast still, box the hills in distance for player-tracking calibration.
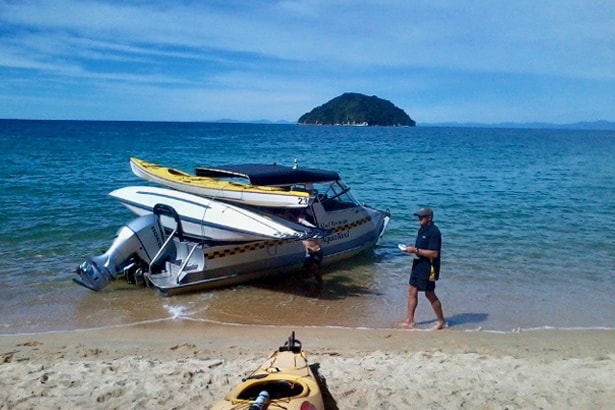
[212,92,614,130]
[297,92,415,127]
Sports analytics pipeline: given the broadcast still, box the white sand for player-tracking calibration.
[1,322,613,409]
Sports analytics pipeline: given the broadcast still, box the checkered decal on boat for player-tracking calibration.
[331,216,372,232]
[204,216,372,260]
[205,240,285,260]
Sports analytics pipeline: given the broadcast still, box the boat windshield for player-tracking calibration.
[311,181,359,210]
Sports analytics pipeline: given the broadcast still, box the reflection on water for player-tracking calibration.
[191,249,397,328]
[3,247,408,334]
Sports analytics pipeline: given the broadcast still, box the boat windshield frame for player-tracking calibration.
[311,180,360,210]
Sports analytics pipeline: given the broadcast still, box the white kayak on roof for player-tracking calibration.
[109,186,323,242]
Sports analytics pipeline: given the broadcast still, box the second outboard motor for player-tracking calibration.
[73,213,167,291]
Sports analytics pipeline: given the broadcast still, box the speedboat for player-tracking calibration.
[73,161,390,295]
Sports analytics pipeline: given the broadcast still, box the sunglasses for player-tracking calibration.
[417,215,429,220]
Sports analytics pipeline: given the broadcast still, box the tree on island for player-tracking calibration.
[298,92,415,126]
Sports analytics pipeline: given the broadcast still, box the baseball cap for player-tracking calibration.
[413,207,433,217]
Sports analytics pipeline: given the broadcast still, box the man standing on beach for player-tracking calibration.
[400,207,445,330]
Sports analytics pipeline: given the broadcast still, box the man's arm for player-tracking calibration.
[409,247,438,259]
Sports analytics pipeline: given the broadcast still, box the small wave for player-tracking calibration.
[1,318,613,338]
[461,325,615,334]
[164,304,189,319]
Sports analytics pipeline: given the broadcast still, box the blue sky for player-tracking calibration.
[1,0,613,123]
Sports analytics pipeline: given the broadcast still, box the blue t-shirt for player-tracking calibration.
[412,223,442,280]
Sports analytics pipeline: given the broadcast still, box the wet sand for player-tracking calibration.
[1,321,613,409]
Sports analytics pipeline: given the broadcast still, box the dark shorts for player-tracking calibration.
[409,275,436,292]
[304,250,323,267]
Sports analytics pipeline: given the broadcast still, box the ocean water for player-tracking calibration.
[1,120,613,334]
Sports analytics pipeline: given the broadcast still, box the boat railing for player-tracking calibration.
[149,204,184,273]
[148,204,201,285]
[176,243,200,284]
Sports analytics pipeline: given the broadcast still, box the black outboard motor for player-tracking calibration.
[73,213,167,291]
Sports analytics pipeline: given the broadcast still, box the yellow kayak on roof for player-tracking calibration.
[130,157,311,208]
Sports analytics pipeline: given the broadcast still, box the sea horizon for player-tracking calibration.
[2,117,615,131]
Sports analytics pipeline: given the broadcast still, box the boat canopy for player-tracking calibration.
[195,164,340,186]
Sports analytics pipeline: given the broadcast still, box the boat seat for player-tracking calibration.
[237,380,305,400]
[165,261,198,275]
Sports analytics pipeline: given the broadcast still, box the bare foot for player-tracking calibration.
[433,321,446,330]
[398,321,415,329]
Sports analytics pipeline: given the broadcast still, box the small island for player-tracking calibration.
[298,92,415,127]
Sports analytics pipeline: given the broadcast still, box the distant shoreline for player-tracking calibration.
[1,118,614,130]
[421,120,615,131]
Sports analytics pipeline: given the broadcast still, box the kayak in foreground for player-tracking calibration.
[211,332,324,410]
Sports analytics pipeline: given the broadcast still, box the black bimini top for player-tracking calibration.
[195,163,340,186]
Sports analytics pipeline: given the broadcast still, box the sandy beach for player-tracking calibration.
[1,322,613,409]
